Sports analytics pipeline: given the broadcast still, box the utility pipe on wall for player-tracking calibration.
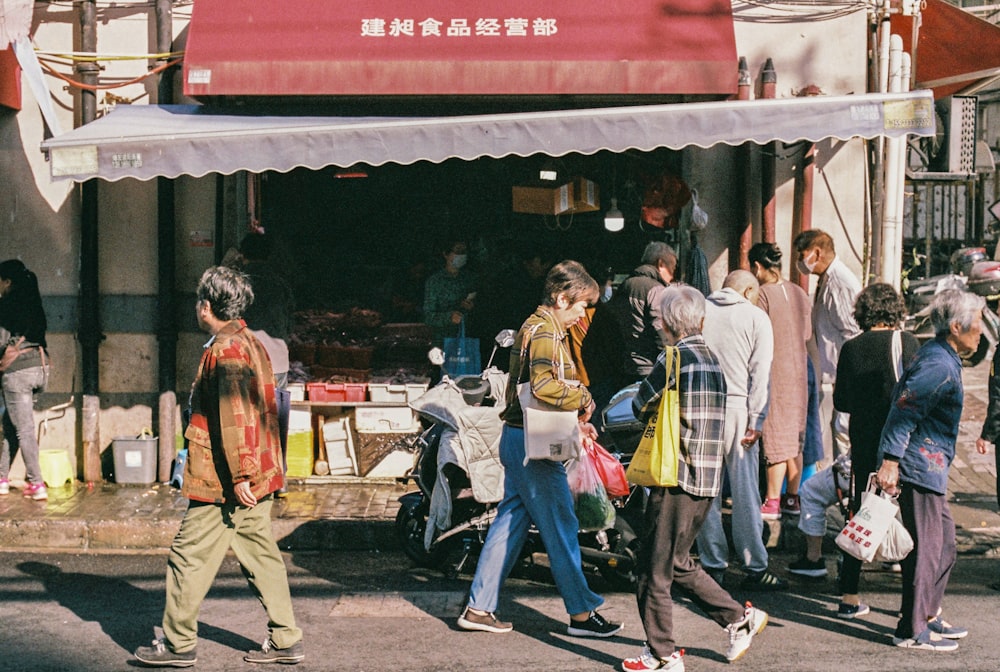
[736,56,753,271]
[870,0,893,281]
[881,34,904,290]
[893,52,911,289]
[761,58,777,245]
[792,143,816,293]
[78,0,102,483]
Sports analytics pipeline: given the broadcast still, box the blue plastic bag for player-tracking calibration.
[443,319,481,376]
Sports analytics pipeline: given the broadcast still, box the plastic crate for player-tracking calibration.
[306,382,367,402]
[367,377,430,403]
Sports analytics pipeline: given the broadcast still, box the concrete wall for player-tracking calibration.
[726,2,872,289]
[0,2,878,479]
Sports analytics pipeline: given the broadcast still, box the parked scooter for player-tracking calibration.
[902,246,1000,366]
[395,330,645,589]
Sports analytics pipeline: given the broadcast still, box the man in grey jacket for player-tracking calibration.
[696,270,786,591]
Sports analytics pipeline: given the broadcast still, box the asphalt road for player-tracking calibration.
[1,548,998,672]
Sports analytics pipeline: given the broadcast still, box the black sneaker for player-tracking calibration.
[837,602,870,619]
[567,611,624,638]
[244,638,305,664]
[788,556,828,578]
[133,639,196,668]
[741,570,788,591]
[457,607,514,633]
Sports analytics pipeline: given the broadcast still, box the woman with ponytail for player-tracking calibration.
[0,259,51,501]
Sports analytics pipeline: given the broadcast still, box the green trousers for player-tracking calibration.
[163,497,302,652]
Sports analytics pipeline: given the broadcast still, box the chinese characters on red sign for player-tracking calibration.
[361,18,558,37]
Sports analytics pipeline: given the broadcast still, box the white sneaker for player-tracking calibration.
[892,627,959,652]
[0,479,9,495]
[725,603,767,662]
[621,646,684,671]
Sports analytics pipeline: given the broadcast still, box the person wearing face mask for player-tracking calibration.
[792,229,861,463]
[423,238,476,347]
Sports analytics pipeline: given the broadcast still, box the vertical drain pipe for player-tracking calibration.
[760,58,777,245]
[735,56,753,271]
[78,0,103,484]
[881,35,904,289]
[155,0,177,482]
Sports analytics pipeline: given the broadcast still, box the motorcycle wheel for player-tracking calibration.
[395,498,446,567]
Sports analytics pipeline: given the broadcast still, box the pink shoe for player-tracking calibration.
[22,482,48,501]
[760,498,780,520]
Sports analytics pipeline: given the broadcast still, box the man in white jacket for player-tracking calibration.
[697,270,786,591]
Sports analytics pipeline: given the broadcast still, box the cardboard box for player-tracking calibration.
[512,182,573,215]
[571,177,600,213]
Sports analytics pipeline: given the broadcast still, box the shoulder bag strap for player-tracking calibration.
[891,330,903,382]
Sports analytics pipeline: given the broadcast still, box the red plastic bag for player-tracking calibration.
[586,441,630,498]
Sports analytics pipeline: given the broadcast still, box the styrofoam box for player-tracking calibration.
[287,383,306,402]
[367,379,430,403]
[323,419,349,442]
[288,409,312,432]
[354,405,419,433]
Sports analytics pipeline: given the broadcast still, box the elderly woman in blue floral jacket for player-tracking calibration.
[877,289,985,652]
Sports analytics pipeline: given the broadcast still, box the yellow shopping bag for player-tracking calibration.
[625,346,680,487]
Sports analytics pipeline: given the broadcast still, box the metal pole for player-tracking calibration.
[78,0,102,483]
[155,0,177,483]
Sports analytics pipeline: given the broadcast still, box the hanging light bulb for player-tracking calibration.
[604,197,624,232]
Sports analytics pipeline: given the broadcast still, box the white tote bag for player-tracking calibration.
[517,382,581,462]
[835,475,902,562]
[514,323,581,464]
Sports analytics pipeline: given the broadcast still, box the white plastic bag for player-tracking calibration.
[874,514,914,563]
[689,189,709,231]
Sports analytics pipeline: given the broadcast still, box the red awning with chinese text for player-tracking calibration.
[182,0,737,100]
[892,0,1000,99]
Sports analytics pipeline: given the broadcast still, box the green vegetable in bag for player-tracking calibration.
[568,449,616,532]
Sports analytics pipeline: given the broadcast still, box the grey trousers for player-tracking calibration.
[896,484,956,640]
[637,486,745,660]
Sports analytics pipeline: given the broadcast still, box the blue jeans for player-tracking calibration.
[696,405,769,574]
[0,365,49,484]
[467,424,604,616]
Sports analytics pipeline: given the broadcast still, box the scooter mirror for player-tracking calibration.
[427,347,446,366]
[494,329,517,349]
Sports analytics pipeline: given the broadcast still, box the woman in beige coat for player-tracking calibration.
[749,243,812,519]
